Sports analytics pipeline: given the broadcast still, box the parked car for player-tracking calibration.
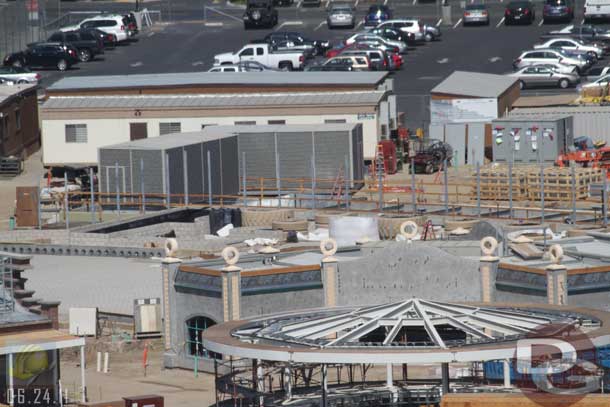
[306,61,355,71]
[302,0,320,7]
[48,30,104,62]
[344,33,405,53]
[584,64,610,80]
[584,0,610,22]
[369,27,415,45]
[123,12,138,36]
[323,55,370,71]
[543,0,574,21]
[509,65,580,89]
[376,20,425,42]
[327,3,355,29]
[214,43,304,70]
[0,66,40,84]
[531,61,579,74]
[243,0,278,28]
[578,73,610,91]
[534,37,605,59]
[543,24,610,43]
[463,4,490,25]
[0,77,16,86]
[61,15,130,43]
[208,61,278,72]
[364,5,392,27]
[257,32,330,56]
[513,48,589,72]
[411,140,453,174]
[504,1,536,25]
[342,49,391,71]
[422,23,441,42]
[83,27,117,48]
[3,42,79,71]
[274,0,293,6]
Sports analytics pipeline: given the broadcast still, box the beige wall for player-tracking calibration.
[42,113,381,167]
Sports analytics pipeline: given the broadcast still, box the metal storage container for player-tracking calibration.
[99,132,239,204]
[491,116,573,163]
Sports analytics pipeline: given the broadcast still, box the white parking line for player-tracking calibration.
[356,21,364,28]
[581,18,585,24]
[204,22,224,26]
[436,18,442,26]
[412,0,417,4]
[496,17,505,27]
[147,32,155,37]
[437,57,449,64]
[192,61,204,66]
[453,18,462,28]
[314,21,327,30]
[355,0,359,6]
[297,0,302,6]
[130,62,143,67]
[489,56,501,62]
[275,21,304,30]
[383,0,388,5]
[538,18,544,26]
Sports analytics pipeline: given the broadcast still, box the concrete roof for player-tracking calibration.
[431,71,518,98]
[41,91,387,110]
[0,84,37,106]
[101,123,361,151]
[47,72,389,91]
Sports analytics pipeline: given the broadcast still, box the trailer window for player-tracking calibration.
[159,122,181,135]
[65,124,88,143]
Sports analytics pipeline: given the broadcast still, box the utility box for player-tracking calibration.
[491,116,573,163]
[15,186,39,228]
[134,298,162,339]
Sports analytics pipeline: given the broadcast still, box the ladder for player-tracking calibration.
[422,219,436,241]
[331,165,344,204]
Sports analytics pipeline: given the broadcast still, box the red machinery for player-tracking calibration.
[556,136,610,177]
[377,140,397,175]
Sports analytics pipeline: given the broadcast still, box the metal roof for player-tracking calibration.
[102,123,360,151]
[0,84,37,106]
[47,72,389,91]
[431,71,518,98]
[42,91,387,110]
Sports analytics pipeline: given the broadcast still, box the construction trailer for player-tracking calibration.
[491,115,573,163]
[98,123,364,202]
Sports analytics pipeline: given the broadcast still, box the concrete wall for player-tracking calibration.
[337,243,482,305]
[241,289,324,319]
[42,113,381,166]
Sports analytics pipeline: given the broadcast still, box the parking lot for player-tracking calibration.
[29,0,610,129]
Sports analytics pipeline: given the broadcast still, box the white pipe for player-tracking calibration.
[103,352,109,374]
[96,352,101,373]
[386,363,393,388]
[503,359,511,388]
[80,346,86,402]
[8,353,14,406]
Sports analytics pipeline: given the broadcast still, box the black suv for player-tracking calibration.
[48,30,104,62]
[259,32,330,56]
[244,0,278,29]
[3,42,79,71]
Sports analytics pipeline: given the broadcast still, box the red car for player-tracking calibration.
[390,53,403,70]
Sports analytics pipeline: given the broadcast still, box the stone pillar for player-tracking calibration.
[503,359,511,388]
[161,256,182,351]
[221,246,242,322]
[40,301,61,329]
[284,366,292,400]
[320,239,338,308]
[479,237,499,303]
[546,245,568,306]
[386,363,393,388]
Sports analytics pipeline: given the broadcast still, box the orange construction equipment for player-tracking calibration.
[556,137,610,177]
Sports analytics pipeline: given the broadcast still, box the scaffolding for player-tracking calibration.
[0,256,15,314]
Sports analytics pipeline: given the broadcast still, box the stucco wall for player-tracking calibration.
[41,114,381,166]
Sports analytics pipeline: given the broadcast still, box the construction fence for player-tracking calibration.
[21,159,610,230]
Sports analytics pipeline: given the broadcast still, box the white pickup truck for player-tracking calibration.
[213,43,305,71]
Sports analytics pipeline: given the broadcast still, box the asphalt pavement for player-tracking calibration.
[35,0,610,130]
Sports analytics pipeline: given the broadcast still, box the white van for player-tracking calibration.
[585,0,610,21]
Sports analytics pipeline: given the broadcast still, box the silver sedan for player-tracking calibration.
[463,4,490,25]
[327,3,355,29]
[508,65,580,89]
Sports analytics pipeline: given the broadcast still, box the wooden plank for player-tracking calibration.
[509,242,544,260]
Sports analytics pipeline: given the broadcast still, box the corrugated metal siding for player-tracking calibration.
[185,144,204,198]
[220,136,239,196]
[131,149,163,194]
[314,131,348,182]
[238,132,277,185]
[277,131,313,189]
[167,147,185,199]
[203,140,222,196]
[99,149,131,194]
[510,107,610,145]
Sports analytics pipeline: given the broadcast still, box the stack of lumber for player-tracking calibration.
[474,164,531,201]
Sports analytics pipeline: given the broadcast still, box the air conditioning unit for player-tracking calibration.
[133,298,162,339]
[69,307,98,337]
